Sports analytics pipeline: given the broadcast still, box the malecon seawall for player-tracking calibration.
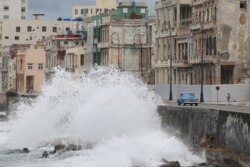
[157,105,250,166]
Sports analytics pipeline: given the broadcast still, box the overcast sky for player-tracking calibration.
[28,0,155,20]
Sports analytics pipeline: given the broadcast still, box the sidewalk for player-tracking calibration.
[205,101,250,107]
[164,99,250,107]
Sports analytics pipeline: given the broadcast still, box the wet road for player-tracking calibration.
[164,101,250,113]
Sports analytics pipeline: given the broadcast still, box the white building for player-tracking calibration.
[0,0,28,20]
[0,17,80,48]
[72,0,117,19]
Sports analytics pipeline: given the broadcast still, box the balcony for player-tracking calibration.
[203,21,216,30]
[0,68,7,72]
[98,42,109,48]
[178,27,190,36]
[192,0,205,6]
[155,0,177,9]
[191,22,201,30]
[189,55,216,64]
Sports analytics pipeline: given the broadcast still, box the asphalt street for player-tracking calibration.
[164,101,250,113]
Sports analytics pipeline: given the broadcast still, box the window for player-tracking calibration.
[42,26,46,32]
[83,8,88,14]
[3,6,9,11]
[21,16,25,20]
[27,26,32,32]
[15,36,19,40]
[53,27,57,32]
[81,54,84,66]
[81,9,84,14]
[3,15,9,19]
[123,8,128,13]
[16,27,21,32]
[5,36,9,39]
[75,9,78,15]
[38,64,43,70]
[21,7,25,12]
[66,27,70,32]
[141,8,146,14]
[240,1,247,10]
[28,63,33,70]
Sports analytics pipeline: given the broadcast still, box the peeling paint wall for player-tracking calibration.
[158,106,250,155]
[217,0,249,83]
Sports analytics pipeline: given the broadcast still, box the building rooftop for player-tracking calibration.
[118,1,147,7]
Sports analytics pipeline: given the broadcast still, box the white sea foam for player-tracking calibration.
[7,67,204,166]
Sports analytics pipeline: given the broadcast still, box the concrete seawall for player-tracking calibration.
[158,105,250,165]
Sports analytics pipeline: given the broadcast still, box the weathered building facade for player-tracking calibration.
[96,2,155,82]
[155,0,250,85]
[44,34,85,78]
[0,44,46,94]
[65,47,87,73]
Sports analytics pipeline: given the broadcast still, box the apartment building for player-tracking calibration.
[2,43,46,94]
[0,17,80,47]
[155,0,250,85]
[44,33,85,78]
[65,47,86,73]
[72,0,117,19]
[95,2,155,82]
[0,0,28,20]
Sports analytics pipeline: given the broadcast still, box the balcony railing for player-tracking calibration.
[98,42,109,48]
[192,0,206,6]
[191,22,201,30]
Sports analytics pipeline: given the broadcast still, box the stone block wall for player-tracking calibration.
[158,105,250,155]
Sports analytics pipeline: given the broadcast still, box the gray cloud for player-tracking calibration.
[28,0,155,20]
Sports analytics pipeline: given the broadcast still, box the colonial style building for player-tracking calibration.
[44,33,85,78]
[155,0,250,85]
[65,46,87,73]
[92,2,155,83]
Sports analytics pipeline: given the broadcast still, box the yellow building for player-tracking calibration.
[65,47,86,73]
[72,0,117,18]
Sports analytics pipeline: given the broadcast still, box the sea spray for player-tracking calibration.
[7,67,204,166]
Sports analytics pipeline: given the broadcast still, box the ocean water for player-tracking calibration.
[0,67,204,167]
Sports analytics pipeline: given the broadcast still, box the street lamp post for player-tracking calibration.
[193,14,204,102]
[169,52,173,100]
[163,20,173,101]
[200,22,204,102]
[111,32,120,69]
[134,34,143,78]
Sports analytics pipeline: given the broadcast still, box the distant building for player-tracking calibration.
[44,33,85,78]
[0,16,80,47]
[2,43,46,94]
[72,0,117,19]
[89,1,155,83]
[65,47,86,73]
[155,0,250,85]
[0,0,28,20]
